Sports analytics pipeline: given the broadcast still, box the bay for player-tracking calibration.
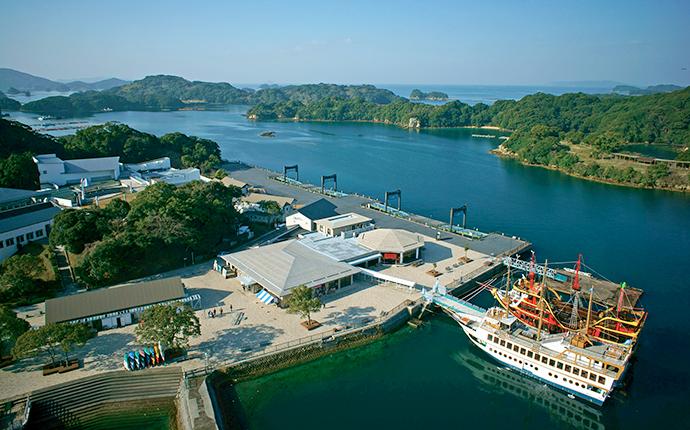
[7,102,690,429]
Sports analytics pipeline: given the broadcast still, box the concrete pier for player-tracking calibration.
[225,163,531,259]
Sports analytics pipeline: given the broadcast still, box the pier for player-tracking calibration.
[226,163,531,260]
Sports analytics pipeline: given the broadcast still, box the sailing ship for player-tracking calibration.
[493,254,647,346]
[425,256,646,406]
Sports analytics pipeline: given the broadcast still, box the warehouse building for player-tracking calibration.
[220,239,360,304]
[44,276,200,330]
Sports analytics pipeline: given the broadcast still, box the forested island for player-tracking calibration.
[247,87,690,191]
[14,75,401,116]
[410,89,449,101]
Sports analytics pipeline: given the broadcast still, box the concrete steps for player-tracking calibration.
[25,367,182,429]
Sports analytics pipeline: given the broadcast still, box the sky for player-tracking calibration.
[2,0,689,86]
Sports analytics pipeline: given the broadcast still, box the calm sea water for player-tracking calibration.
[7,100,690,429]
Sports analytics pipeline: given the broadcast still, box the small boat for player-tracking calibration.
[128,351,137,370]
[123,354,130,371]
[158,341,166,362]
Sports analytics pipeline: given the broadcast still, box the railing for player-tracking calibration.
[183,299,419,379]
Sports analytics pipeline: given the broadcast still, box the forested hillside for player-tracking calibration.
[0,119,222,189]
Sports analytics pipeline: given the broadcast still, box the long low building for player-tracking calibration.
[0,201,61,262]
[220,239,360,304]
[45,276,200,330]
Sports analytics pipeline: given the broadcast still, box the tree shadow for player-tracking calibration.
[322,306,377,328]
[320,282,375,304]
[194,324,284,364]
[79,332,138,371]
[191,287,233,309]
[422,242,454,263]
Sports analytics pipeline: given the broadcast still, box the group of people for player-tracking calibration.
[207,304,232,319]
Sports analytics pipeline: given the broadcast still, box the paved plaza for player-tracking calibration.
[1,263,417,400]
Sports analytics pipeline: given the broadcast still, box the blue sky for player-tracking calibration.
[2,0,689,86]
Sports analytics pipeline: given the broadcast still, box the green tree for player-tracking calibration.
[258,200,282,215]
[49,209,104,253]
[135,302,200,349]
[0,152,40,190]
[12,323,92,366]
[53,322,93,365]
[0,306,30,357]
[0,255,41,300]
[286,285,322,324]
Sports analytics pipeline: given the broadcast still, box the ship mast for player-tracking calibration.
[585,286,594,334]
[536,259,547,341]
[568,254,583,329]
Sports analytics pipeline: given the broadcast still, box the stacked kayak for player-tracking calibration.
[123,342,166,371]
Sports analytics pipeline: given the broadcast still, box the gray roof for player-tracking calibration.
[358,228,425,254]
[64,157,119,173]
[297,198,338,220]
[221,239,360,297]
[33,153,120,173]
[0,188,38,205]
[298,232,380,263]
[45,276,186,324]
[0,202,61,234]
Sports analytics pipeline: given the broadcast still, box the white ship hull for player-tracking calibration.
[455,316,609,405]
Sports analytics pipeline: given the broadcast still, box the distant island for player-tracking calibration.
[410,89,449,101]
[612,84,683,96]
[0,68,128,93]
[10,74,401,117]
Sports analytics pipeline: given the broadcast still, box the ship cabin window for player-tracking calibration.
[598,376,606,384]
[488,334,493,341]
[507,342,512,349]
[565,365,572,372]
[527,351,533,358]
[520,348,526,355]
[589,373,597,382]
[534,354,540,361]
[513,345,519,352]
[541,356,548,364]
[573,368,580,376]
[606,364,619,373]
[556,362,564,370]
[549,359,556,367]
[581,371,589,379]
[500,340,506,347]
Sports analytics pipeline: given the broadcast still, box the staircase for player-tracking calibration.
[24,367,183,429]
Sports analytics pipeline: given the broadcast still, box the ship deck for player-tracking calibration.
[547,269,643,309]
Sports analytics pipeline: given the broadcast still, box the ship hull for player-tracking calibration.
[454,317,608,406]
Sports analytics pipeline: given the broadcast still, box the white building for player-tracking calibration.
[0,201,61,261]
[123,157,171,173]
[315,213,373,238]
[146,167,201,185]
[285,198,338,232]
[33,154,120,187]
